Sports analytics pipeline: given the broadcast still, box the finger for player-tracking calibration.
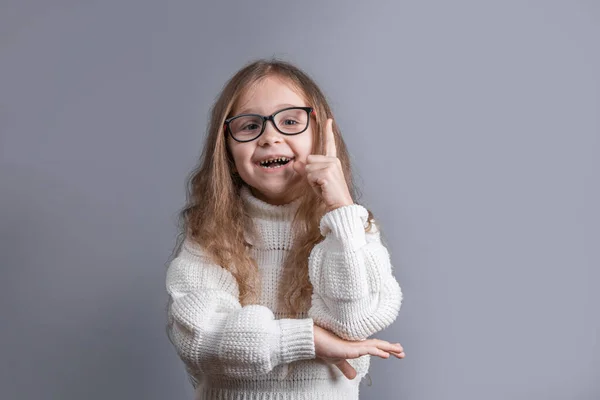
[377,350,391,359]
[292,159,306,176]
[304,162,330,173]
[307,154,335,163]
[334,359,357,380]
[324,118,336,158]
[382,342,403,353]
[357,344,389,359]
[371,347,390,359]
[307,173,326,188]
[371,339,403,354]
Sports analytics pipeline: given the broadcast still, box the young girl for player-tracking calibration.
[165,59,405,400]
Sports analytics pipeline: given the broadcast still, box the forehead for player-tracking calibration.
[234,75,308,115]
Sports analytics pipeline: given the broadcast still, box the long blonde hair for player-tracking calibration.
[168,58,374,318]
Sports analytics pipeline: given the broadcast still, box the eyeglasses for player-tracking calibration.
[224,106,314,143]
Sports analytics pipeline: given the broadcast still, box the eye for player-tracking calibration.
[241,123,261,131]
[282,119,299,126]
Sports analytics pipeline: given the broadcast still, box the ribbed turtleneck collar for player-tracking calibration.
[240,184,303,221]
[240,184,304,250]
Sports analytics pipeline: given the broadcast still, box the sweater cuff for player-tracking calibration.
[319,204,369,251]
[273,318,315,365]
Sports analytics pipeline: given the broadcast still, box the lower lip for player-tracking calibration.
[256,160,294,172]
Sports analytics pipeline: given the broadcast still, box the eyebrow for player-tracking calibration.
[236,103,304,115]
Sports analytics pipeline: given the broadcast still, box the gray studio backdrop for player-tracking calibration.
[1,1,598,399]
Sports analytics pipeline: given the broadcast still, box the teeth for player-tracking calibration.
[259,157,291,166]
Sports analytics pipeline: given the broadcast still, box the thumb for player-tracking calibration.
[334,359,357,380]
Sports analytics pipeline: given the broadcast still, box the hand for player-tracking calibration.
[293,118,354,213]
[313,324,405,380]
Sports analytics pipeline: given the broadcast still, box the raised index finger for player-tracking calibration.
[324,118,337,158]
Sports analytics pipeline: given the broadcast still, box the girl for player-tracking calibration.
[165,59,405,400]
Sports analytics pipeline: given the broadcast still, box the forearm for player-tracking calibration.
[307,204,403,340]
[167,250,316,379]
[168,301,316,378]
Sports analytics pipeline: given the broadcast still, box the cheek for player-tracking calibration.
[228,143,253,167]
[301,128,315,155]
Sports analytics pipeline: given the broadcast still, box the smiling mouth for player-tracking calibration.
[257,157,294,168]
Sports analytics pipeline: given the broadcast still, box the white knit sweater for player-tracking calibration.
[166,184,403,400]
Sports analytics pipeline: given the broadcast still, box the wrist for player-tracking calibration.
[325,200,354,214]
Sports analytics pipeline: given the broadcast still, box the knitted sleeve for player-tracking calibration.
[307,204,403,341]
[166,239,316,379]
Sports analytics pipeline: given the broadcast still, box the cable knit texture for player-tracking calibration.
[166,184,403,400]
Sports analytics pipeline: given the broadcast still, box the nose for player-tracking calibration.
[257,119,282,146]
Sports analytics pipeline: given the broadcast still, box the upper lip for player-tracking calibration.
[254,155,295,164]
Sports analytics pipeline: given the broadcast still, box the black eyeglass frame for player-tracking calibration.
[224,106,314,143]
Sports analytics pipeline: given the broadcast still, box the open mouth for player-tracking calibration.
[257,156,294,169]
